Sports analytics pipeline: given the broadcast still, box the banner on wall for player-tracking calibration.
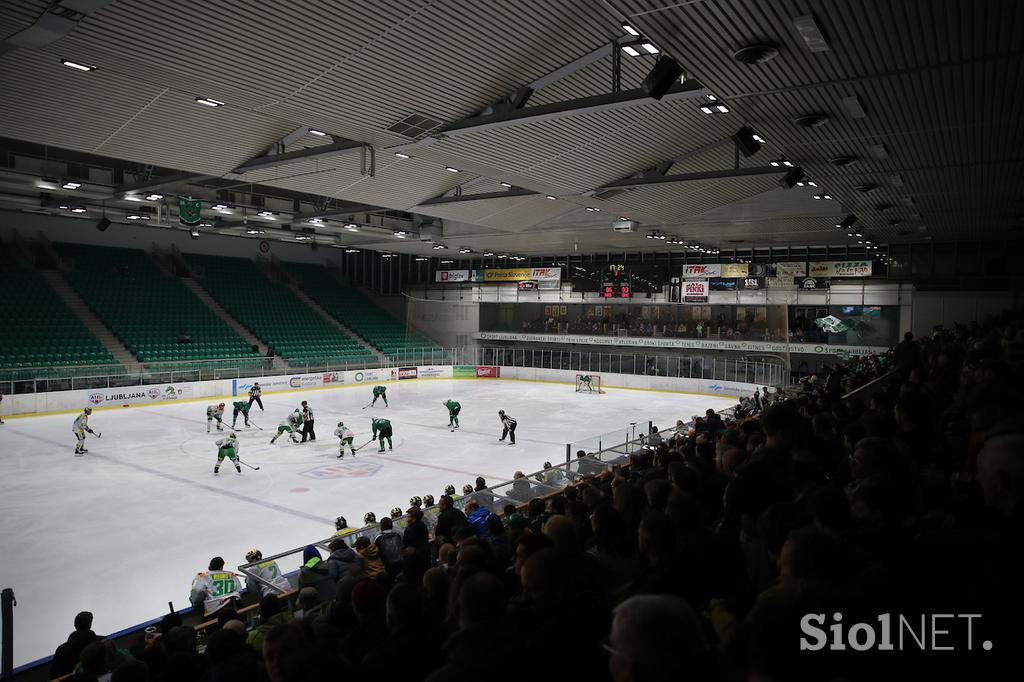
[720,263,749,278]
[809,261,872,277]
[775,261,807,277]
[682,263,721,278]
[740,277,766,290]
[322,371,346,385]
[417,366,451,378]
[683,280,708,302]
[483,267,561,283]
[435,270,472,283]
[475,366,501,378]
[88,383,194,407]
[398,367,418,379]
[709,278,737,291]
[351,369,383,383]
[796,277,831,290]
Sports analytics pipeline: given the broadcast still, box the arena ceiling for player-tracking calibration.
[0,0,1021,257]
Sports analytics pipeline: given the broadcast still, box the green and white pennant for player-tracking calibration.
[178,196,202,225]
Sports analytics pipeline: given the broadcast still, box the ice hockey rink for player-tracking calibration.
[0,377,736,666]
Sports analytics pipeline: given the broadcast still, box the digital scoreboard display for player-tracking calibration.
[601,266,632,298]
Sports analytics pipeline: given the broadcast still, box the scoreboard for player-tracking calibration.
[601,264,632,298]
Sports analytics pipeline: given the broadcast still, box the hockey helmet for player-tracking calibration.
[218,402,225,408]
[363,511,377,525]
[245,549,262,563]
[498,410,505,416]
[84,407,93,414]
[390,506,403,519]
[409,495,422,507]
[337,421,345,427]
[444,484,456,496]
[335,516,348,530]
[462,484,474,495]
[422,494,435,507]
[228,432,237,439]
[543,461,552,469]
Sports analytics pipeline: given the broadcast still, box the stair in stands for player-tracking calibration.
[41,270,137,368]
[180,277,267,355]
[287,283,388,362]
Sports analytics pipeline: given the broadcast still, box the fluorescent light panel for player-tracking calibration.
[61,59,97,71]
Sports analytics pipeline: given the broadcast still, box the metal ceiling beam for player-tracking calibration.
[599,166,783,189]
[232,139,363,174]
[0,0,115,54]
[418,188,538,206]
[115,171,216,197]
[440,80,710,137]
[295,203,396,222]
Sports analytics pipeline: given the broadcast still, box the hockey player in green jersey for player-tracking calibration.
[206,403,225,432]
[443,399,461,431]
[578,374,594,391]
[335,421,355,458]
[371,385,388,407]
[214,432,241,474]
[371,416,393,453]
[270,409,303,444]
[231,400,251,428]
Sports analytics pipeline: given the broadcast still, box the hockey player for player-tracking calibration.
[334,516,358,539]
[334,421,355,458]
[443,399,461,431]
[498,409,517,445]
[214,432,241,474]
[270,409,303,444]
[231,400,252,428]
[371,416,393,452]
[371,385,388,407]
[206,403,226,433]
[579,374,595,392]
[243,549,290,597]
[190,556,243,616]
[248,382,264,411]
[72,407,95,455]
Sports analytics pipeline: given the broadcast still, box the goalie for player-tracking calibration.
[578,374,596,392]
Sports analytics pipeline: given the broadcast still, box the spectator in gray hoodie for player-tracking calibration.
[326,538,365,581]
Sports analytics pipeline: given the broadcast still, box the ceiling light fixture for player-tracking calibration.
[344,223,359,231]
[621,23,640,36]
[415,257,428,262]
[700,101,730,114]
[146,193,163,201]
[732,126,763,157]
[212,203,228,210]
[545,195,557,200]
[838,214,859,230]
[444,166,460,173]
[257,210,274,217]
[769,159,794,167]
[345,249,360,253]
[499,182,512,188]
[308,128,327,136]
[482,251,495,257]
[246,228,265,235]
[779,167,807,189]
[126,214,146,220]
[641,43,659,54]
[621,45,640,57]
[585,206,600,212]
[195,97,225,107]
[61,58,97,72]
[459,247,472,254]
[70,207,87,213]
[61,180,81,190]
[394,152,410,159]
[308,218,323,224]
[394,230,407,238]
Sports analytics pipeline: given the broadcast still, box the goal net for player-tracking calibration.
[575,373,605,394]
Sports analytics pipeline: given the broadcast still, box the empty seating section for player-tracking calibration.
[56,244,252,363]
[285,263,442,358]
[0,265,113,369]
[185,255,375,364]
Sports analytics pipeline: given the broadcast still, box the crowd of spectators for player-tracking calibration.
[47,310,1023,681]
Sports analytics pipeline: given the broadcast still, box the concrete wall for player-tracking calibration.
[910,290,1015,337]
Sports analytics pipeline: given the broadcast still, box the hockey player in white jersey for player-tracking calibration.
[243,549,290,597]
[334,421,355,458]
[214,432,241,474]
[270,409,303,444]
[73,408,95,455]
[190,556,243,616]
[206,403,226,433]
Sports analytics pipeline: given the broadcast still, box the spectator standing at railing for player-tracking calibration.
[434,494,467,545]
[49,611,101,678]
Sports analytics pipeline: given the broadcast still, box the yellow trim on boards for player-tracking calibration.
[0,375,739,419]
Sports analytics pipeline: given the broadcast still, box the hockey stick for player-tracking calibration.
[353,438,376,452]
[89,430,102,439]
[247,420,263,431]
[361,401,374,410]
[237,459,261,471]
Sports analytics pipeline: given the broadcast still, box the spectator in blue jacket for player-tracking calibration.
[464,500,498,540]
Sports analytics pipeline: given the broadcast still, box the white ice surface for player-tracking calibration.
[0,378,735,666]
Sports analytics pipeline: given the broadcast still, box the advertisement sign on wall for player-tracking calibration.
[87,383,193,407]
[682,263,721,278]
[417,366,451,378]
[796,277,831,290]
[435,270,472,283]
[453,365,478,378]
[322,372,346,385]
[482,267,562,283]
[775,261,808,277]
[684,280,708,302]
[809,261,873,277]
[398,367,418,379]
[352,369,382,383]
[475,366,501,378]
[709,278,737,291]
[720,263,749,278]
[740,277,766,290]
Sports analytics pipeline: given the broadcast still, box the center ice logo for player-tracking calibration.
[301,461,382,479]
